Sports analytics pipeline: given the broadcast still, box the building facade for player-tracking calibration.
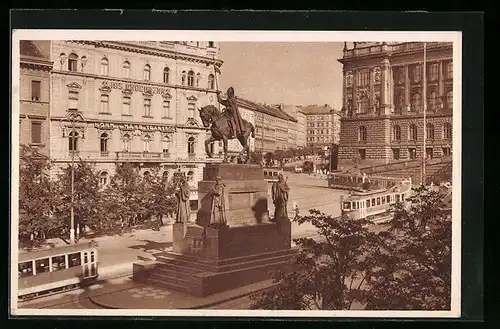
[338,42,453,167]
[251,100,297,154]
[19,40,53,156]
[280,105,307,149]
[302,105,341,149]
[49,40,223,205]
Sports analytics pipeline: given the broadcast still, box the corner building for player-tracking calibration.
[49,41,223,206]
[338,42,453,167]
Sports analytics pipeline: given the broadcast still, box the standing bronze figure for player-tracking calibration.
[175,178,191,223]
[198,87,256,164]
[271,173,290,221]
[209,176,227,227]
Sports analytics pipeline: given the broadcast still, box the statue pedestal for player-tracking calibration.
[133,164,297,297]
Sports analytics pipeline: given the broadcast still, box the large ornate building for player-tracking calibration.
[301,104,341,149]
[19,40,53,156]
[338,42,453,166]
[280,104,307,149]
[49,40,223,207]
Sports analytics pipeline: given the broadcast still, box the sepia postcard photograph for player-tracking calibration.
[10,29,462,318]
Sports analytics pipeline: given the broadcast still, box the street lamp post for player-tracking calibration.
[59,109,87,244]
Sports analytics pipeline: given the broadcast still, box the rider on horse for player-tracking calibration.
[217,87,245,138]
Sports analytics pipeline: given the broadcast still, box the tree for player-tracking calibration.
[18,145,61,247]
[274,149,285,167]
[364,186,452,310]
[143,168,177,229]
[104,163,145,233]
[250,210,378,310]
[55,159,102,239]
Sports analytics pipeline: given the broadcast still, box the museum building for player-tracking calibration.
[338,42,453,167]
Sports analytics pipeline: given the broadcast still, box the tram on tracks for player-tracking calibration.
[263,168,283,183]
[18,242,99,301]
[340,179,412,224]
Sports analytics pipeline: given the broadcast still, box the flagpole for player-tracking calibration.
[422,42,427,186]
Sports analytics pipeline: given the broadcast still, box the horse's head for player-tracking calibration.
[198,105,220,128]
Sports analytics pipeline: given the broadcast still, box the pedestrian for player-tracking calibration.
[294,203,300,219]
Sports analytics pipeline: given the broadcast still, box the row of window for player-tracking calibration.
[18,252,86,278]
[351,91,453,114]
[99,94,196,119]
[68,131,197,155]
[307,121,334,127]
[63,53,216,89]
[358,123,452,142]
[307,136,334,142]
[308,129,333,135]
[357,147,451,161]
[354,61,453,87]
[98,169,196,186]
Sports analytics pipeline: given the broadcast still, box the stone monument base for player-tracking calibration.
[133,221,297,297]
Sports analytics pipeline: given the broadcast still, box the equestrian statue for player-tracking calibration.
[198,86,256,164]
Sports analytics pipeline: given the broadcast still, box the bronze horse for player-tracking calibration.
[198,105,255,163]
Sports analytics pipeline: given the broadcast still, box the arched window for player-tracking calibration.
[428,91,438,110]
[196,73,201,87]
[163,67,170,84]
[426,123,435,140]
[187,70,195,87]
[181,71,186,85]
[187,171,194,182]
[100,57,109,76]
[162,171,169,182]
[123,61,131,78]
[143,64,151,81]
[122,96,131,115]
[443,123,452,140]
[143,134,151,152]
[69,131,79,152]
[187,137,195,155]
[100,133,109,152]
[359,126,367,142]
[411,93,422,112]
[162,136,170,154]
[122,133,131,152]
[100,94,109,113]
[99,171,108,186]
[408,124,417,141]
[392,125,401,141]
[208,74,215,89]
[446,91,453,109]
[68,53,78,72]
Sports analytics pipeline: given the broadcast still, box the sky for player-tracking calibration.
[217,42,344,109]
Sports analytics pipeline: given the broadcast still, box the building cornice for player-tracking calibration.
[68,40,223,67]
[20,55,53,70]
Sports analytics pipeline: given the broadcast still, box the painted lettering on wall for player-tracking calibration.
[94,122,176,133]
[101,80,171,96]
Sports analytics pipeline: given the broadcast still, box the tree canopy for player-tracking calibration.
[250,186,452,311]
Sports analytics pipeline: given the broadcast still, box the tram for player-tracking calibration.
[340,179,412,223]
[18,242,99,301]
[263,168,283,183]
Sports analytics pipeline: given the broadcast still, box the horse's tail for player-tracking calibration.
[250,123,255,138]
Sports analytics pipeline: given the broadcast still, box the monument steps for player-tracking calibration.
[155,263,203,276]
[147,277,189,292]
[149,272,190,286]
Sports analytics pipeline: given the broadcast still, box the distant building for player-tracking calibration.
[19,40,53,156]
[279,104,307,149]
[337,41,453,166]
[300,104,341,149]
